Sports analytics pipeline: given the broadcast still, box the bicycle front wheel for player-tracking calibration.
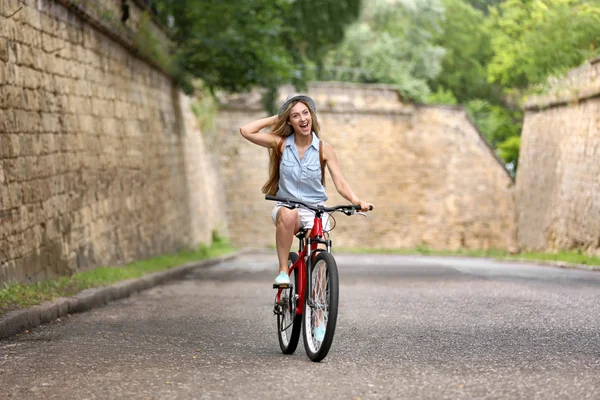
[277,252,302,354]
[303,251,339,362]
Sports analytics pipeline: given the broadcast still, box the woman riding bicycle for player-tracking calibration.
[240,94,373,286]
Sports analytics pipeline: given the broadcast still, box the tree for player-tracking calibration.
[152,0,362,95]
[464,0,503,14]
[320,0,446,102]
[429,0,502,104]
[486,0,600,90]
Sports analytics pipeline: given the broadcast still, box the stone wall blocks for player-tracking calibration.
[51,75,65,94]
[38,74,52,95]
[20,181,36,204]
[0,3,225,283]
[12,109,33,132]
[25,4,42,30]
[0,84,11,110]
[0,2,13,27]
[0,161,5,186]
[0,185,9,210]
[10,85,26,109]
[19,134,36,156]
[4,159,22,183]
[40,90,56,113]
[2,134,19,158]
[40,112,58,133]
[40,31,58,55]
[23,87,40,111]
[5,39,22,65]
[14,17,34,47]
[2,260,16,281]
[0,37,9,63]
[8,209,21,237]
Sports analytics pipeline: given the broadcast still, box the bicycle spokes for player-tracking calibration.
[309,260,329,348]
[279,288,295,331]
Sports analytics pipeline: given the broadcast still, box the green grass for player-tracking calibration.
[0,238,235,314]
[337,247,600,268]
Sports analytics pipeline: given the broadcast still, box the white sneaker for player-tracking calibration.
[274,272,290,285]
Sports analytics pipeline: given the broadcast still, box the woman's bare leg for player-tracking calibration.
[276,207,300,275]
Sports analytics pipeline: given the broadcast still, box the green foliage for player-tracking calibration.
[211,229,229,246]
[466,100,522,148]
[427,88,458,105]
[134,13,170,71]
[190,82,219,134]
[497,135,521,171]
[486,0,600,90]
[153,0,362,94]
[464,0,503,14]
[320,0,446,101]
[127,0,600,177]
[430,0,503,104]
[466,99,522,172]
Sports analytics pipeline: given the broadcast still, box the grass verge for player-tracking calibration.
[337,247,600,268]
[0,239,235,314]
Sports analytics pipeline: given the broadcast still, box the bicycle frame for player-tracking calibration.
[276,211,331,316]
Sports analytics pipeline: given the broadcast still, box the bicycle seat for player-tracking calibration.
[295,229,309,240]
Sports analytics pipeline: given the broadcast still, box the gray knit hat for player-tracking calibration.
[278,94,317,115]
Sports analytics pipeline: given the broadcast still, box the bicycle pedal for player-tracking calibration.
[273,283,290,289]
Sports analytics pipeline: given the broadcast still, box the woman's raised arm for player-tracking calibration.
[240,115,280,148]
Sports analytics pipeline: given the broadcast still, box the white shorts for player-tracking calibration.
[271,203,332,232]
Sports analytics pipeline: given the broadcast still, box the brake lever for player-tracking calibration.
[343,209,367,217]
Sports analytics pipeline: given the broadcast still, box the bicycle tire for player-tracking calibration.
[302,251,339,362]
[277,252,302,354]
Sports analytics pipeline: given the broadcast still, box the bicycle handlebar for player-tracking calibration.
[265,195,373,213]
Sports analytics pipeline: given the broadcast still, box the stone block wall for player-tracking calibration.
[0,0,225,283]
[517,58,600,253]
[216,83,517,251]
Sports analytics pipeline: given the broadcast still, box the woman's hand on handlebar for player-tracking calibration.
[354,200,374,212]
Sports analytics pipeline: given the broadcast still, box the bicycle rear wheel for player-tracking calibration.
[277,252,302,354]
[303,252,339,362]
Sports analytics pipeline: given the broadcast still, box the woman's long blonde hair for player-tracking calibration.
[262,101,321,196]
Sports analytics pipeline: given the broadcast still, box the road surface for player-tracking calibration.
[1,252,599,399]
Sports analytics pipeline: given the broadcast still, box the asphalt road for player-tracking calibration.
[1,252,599,399]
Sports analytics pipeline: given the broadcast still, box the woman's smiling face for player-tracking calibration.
[288,102,312,136]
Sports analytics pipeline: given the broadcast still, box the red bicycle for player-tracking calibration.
[266,195,372,362]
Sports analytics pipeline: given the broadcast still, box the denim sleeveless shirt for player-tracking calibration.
[277,133,328,204]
